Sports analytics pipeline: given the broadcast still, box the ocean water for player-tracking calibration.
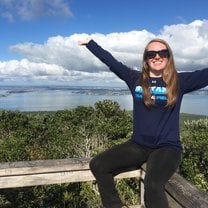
[0,86,207,116]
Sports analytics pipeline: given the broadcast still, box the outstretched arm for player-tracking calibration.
[179,68,208,93]
[77,38,140,86]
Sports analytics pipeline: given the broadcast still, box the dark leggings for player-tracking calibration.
[90,140,181,208]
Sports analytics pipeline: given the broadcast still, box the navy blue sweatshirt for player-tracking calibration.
[86,40,208,151]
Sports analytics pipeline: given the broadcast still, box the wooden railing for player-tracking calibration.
[0,158,207,208]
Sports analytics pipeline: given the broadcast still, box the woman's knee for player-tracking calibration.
[89,156,104,175]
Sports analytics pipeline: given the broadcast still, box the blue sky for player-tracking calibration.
[0,0,208,86]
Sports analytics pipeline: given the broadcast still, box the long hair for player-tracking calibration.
[141,38,178,108]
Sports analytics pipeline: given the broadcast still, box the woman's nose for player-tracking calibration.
[153,53,161,59]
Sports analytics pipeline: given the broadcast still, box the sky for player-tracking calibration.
[0,0,208,86]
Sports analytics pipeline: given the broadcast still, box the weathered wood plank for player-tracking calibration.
[166,192,183,208]
[0,158,90,176]
[166,173,208,208]
[0,170,93,188]
[0,168,142,189]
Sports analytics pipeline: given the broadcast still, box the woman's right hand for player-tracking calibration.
[77,37,92,46]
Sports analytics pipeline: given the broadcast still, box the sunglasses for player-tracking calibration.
[145,49,169,59]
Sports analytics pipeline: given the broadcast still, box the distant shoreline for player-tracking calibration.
[0,86,207,115]
[0,85,207,95]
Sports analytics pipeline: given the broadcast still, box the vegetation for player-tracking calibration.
[0,100,207,207]
[180,118,208,191]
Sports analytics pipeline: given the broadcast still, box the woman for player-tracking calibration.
[78,38,208,208]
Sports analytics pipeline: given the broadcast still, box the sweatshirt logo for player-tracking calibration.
[135,86,167,101]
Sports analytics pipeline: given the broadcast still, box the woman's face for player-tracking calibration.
[146,42,169,77]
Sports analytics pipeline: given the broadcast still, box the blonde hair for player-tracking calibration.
[141,38,178,108]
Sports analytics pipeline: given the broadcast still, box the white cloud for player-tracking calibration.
[1,19,208,85]
[159,20,208,70]
[0,58,121,86]
[0,0,72,22]
[9,31,156,73]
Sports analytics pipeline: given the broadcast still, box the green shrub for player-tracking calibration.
[0,103,207,207]
[180,118,208,191]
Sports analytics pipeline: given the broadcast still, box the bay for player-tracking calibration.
[0,86,207,116]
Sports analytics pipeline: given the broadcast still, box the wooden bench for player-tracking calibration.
[0,158,207,208]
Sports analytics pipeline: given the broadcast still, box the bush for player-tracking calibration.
[0,100,135,207]
[0,103,207,207]
[180,118,208,191]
